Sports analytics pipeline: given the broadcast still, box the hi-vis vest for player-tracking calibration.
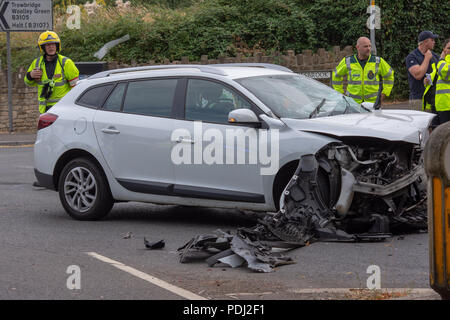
[423,63,438,111]
[332,54,394,104]
[24,54,79,113]
[434,55,450,112]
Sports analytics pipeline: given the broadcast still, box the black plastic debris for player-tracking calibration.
[144,238,165,250]
[177,229,298,273]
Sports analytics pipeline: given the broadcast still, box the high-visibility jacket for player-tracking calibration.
[24,54,79,113]
[434,55,450,112]
[332,54,394,104]
[422,62,438,111]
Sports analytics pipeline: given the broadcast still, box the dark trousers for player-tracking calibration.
[437,111,450,125]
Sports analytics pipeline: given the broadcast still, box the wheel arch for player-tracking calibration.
[53,149,109,192]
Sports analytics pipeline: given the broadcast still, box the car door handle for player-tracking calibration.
[176,137,195,144]
[101,127,120,134]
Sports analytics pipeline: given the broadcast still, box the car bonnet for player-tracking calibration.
[281,109,436,144]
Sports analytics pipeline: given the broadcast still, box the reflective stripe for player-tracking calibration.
[35,57,41,68]
[364,92,379,99]
[437,79,450,85]
[437,62,445,78]
[347,93,362,100]
[346,57,352,79]
[54,80,68,87]
[383,80,394,85]
[39,98,60,106]
[364,81,380,85]
[69,77,79,87]
[436,89,450,94]
[375,57,380,77]
[332,80,343,85]
[383,67,393,79]
[62,57,67,69]
[60,57,67,81]
[348,80,362,85]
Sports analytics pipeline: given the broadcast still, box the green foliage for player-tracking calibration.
[378,0,449,99]
[2,0,449,99]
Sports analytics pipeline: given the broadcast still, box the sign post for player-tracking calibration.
[0,0,53,132]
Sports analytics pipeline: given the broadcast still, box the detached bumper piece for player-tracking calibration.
[265,155,391,243]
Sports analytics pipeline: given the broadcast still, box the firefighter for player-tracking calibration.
[24,31,79,114]
[332,37,394,104]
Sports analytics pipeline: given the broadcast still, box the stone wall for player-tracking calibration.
[0,45,353,133]
[0,70,40,133]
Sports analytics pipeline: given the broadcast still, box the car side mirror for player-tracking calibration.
[361,102,375,110]
[228,109,261,127]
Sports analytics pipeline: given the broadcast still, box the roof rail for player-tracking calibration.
[88,64,227,79]
[210,63,293,73]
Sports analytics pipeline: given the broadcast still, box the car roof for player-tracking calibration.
[86,63,293,82]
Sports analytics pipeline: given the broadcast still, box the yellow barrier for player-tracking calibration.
[424,121,450,300]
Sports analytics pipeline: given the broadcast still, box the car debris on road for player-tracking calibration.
[179,153,427,272]
[144,238,165,250]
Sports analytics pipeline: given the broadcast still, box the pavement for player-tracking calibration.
[0,132,36,146]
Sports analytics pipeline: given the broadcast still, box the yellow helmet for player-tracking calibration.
[38,31,61,54]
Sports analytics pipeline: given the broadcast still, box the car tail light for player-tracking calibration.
[37,113,58,130]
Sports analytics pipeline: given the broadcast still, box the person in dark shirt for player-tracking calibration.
[405,31,440,110]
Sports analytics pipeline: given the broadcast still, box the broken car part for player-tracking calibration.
[144,238,165,250]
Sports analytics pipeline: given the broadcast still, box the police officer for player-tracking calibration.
[424,38,450,125]
[332,37,394,104]
[24,31,79,113]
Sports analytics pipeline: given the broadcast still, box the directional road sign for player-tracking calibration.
[0,0,53,32]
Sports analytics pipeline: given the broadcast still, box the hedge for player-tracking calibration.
[1,0,449,99]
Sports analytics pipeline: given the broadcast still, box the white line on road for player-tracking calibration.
[86,252,207,300]
[288,288,435,294]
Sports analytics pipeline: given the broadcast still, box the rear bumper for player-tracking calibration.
[34,168,56,190]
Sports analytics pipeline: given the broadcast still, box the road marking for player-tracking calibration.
[288,288,435,294]
[86,252,207,300]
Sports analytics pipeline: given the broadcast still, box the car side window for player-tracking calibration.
[103,82,127,112]
[185,79,252,124]
[77,84,114,108]
[122,79,177,117]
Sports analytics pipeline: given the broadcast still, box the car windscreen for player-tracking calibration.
[235,74,370,119]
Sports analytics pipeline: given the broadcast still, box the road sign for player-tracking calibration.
[0,0,53,32]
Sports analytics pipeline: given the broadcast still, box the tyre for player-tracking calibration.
[58,157,114,220]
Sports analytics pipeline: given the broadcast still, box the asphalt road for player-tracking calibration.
[0,146,439,300]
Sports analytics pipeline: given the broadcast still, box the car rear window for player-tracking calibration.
[77,84,114,108]
[122,79,177,117]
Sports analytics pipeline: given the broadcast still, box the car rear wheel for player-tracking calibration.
[58,157,113,220]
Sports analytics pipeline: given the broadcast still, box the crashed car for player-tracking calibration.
[34,63,434,239]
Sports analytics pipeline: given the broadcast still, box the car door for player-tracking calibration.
[171,78,265,203]
[93,78,179,194]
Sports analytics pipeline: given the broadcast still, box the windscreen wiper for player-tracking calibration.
[309,98,326,119]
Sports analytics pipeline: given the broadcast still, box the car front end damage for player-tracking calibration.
[268,138,427,244]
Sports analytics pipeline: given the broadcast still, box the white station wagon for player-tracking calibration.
[34,64,434,230]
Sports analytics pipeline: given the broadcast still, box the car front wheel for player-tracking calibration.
[58,157,113,220]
